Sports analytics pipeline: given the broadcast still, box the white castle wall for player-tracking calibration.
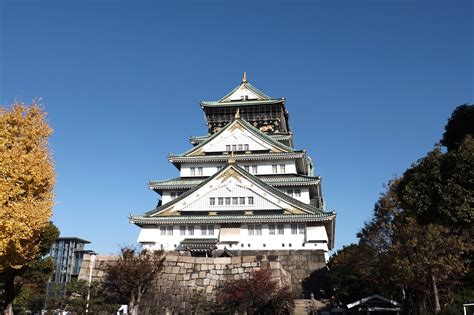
[179,160,297,178]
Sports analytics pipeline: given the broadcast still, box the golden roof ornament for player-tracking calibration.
[241,71,247,83]
[228,151,236,164]
[234,108,241,119]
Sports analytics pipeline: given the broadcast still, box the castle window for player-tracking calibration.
[239,197,246,205]
[272,165,278,174]
[218,197,224,205]
[180,226,186,235]
[295,189,301,197]
[280,164,286,173]
[298,224,305,234]
[208,225,214,235]
[248,224,262,236]
[269,224,275,235]
[248,225,254,236]
[226,145,231,151]
[244,165,250,172]
[244,144,249,151]
[291,224,298,235]
[167,226,173,235]
[197,167,203,176]
[238,144,243,151]
[209,198,215,205]
[160,226,166,235]
[225,197,231,205]
[190,167,196,176]
[201,225,207,235]
[187,226,194,235]
[248,197,254,205]
[277,224,285,235]
[232,197,238,205]
[251,165,258,174]
[287,189,293,196]
[232,144,237,151]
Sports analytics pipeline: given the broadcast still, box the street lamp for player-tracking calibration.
[85,254,96,313]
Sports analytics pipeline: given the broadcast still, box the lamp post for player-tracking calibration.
[85,254,96,313]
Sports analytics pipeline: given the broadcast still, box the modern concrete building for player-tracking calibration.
[46,237,93,296]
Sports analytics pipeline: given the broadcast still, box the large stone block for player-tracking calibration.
[214,257,231,264]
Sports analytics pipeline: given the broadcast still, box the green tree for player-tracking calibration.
[0,102,55,314]
[46,279,118,314]
[100,247,165,315]
[441,104,474,152]
[397,104,474,229]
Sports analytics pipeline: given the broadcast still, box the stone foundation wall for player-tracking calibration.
[79,250,326,314]
[229,250,327,294]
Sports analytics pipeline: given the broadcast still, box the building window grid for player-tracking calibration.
[248,224,262,236]
[190,167,195,176]
[277,224,285,235]
[211,196,253,206]
[272,165,278,174]
[197,167,203,176]
[269,224,275,235]
[251,165,258,174]
[291,224,305,235]
[280,164,286,173]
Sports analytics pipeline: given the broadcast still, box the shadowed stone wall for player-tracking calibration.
[229,250,327,295]
[79,250,326,314]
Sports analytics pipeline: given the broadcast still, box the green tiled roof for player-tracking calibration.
[218,81,271,101]
[170,152,305,163]
[177,117,297,157]
[149,174,321,190]
[201,99,284,107]
[130,213,335,225]
[137,164,329,219]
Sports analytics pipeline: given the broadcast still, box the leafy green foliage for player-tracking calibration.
[397,140,474,228]
[2,222,59,314]
[46,279,118,314]
[441,104,474,151]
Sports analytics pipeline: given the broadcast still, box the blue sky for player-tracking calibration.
[1,0,472,254]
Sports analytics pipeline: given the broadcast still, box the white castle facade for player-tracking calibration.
[130,73,336,260]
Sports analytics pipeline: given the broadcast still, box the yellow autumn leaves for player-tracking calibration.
[0,102,55,271]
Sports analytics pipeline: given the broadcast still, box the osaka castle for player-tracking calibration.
[130,73,336,259]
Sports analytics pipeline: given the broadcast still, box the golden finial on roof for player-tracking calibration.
[234,108,241,119]
[228,151,236,164]
[241,71,247,83]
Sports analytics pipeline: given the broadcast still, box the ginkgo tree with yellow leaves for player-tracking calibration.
[0,101,55,314]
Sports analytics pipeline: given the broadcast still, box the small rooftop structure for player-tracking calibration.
[339,294,401,314]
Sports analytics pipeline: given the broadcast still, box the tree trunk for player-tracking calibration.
[130,304,139,315]
[3,271,15,315]
[431,273,441,313]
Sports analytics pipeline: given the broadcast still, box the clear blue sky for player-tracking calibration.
[1,0,472,254]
